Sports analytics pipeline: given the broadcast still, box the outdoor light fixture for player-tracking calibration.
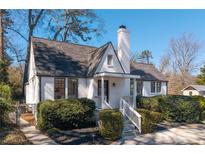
[112,83,116,87]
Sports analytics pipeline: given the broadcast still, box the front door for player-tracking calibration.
[98,80,109,103]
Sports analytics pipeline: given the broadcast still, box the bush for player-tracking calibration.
[46,128,60,137]
[0,98,13,126]
[137,109,163,134]
[136,96,161,112]
[37,98,96,130]
[137,95,201,123]
[201,111,205,121]
[158,96,200,123]
[0,83,12,103]
[98,109,123,141]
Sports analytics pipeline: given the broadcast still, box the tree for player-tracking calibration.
[0,9,13,59]
[47,10,102,42]
[0,10,13,84]
[159,33,201,94]
[132,50,153,64]
[159,53,170,74]
[168,33,201,86]
[196,65,205,85]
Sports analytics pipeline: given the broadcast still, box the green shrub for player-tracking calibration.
[158,96,200,123]
[0,98,13,126]
[0,83,12,103]
[37,98,96,130]
[200,110,205,121]
[46,128,60,137]
[99,109,123,141]
[137,95,201,123]
[137,109,163,134]
[136,96,161,112]
[193,96,205,109]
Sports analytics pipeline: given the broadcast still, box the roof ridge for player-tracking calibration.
[131,61,154,65]
[31,36,98,49]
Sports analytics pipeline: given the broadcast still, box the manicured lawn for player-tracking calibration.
[0,123,32,145]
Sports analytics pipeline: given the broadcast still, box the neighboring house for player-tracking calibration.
[24,25,168,109]
[182,85,205,97]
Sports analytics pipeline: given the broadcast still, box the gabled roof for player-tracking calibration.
[30,37,116,78]
[182,85,205,92]
[130,61,168,81]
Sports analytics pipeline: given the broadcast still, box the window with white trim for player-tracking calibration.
[151,81,161,93]
[68,78,78,98]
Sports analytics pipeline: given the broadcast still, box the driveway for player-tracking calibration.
[122,122,205,145]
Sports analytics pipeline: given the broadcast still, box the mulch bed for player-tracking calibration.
[0,122,32,145]
[48,127,113,145]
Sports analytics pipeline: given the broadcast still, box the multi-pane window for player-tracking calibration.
[136,81,143,96]
[54,78,65,99]
[130,80,143,96]
[68,79,78,98]
[151,81,161,93]
[156,81,161,93]
[107,55,113,66]
[130,79,134,96]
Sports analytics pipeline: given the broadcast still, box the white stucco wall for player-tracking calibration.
[183,90,199,96]
[96,44,124,74]
[108,78,130,108]
[142,81,167,97]
[78,78,88,98]
[41,77,54,101]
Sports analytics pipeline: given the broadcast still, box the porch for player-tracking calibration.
[92,72,140,109]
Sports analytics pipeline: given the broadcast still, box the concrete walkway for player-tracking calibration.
[122,123,205,145]
[19,118,58,145]
[9,112,57,145]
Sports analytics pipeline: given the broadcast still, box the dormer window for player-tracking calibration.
[107,55,113,66]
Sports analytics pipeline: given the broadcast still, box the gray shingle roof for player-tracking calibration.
[130,62,168,81]
[31,37,110,77]
[28,37,168,83]
[183,85,205,92]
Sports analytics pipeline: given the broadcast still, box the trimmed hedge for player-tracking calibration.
[37,98,96,130]
[193,96,205,120]
[98,109,123,141]
[137,109,163,134]
[137,95,201,123]
[0,98,13,126]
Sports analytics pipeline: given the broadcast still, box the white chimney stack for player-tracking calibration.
[117,25,130,73]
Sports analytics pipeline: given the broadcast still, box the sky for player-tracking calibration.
[81,9,205,70]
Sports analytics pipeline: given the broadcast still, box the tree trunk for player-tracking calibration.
[0,10,4,59]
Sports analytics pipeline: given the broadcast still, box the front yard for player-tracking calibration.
[123,121,205,145]
[0,122,32,145]
[47,127,112,145]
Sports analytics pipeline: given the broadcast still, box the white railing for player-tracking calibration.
[102,99,112,109]
[120,98,141,133]
[94,96,112,109]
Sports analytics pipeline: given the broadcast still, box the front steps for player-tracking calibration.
[122,117,139,140]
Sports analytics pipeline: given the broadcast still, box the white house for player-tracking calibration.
[182,85,205,97]
[24,25,168,109]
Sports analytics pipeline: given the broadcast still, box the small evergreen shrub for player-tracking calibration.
[37,98,96,130]
[136,96,161,112]
[0,98,13,126]
[137,109,163,134]
[98,109,123,141]
[136,95,201,123]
